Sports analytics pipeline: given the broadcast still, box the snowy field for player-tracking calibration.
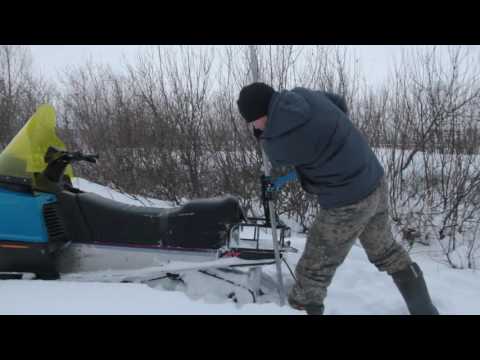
[1,178,479,315]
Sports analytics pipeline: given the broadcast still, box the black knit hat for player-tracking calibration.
[237,82,276,122]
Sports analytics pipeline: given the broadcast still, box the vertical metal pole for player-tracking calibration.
[248,45,286,306]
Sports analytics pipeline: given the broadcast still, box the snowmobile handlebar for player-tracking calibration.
[45,147,99,165]
[39,147,99,186]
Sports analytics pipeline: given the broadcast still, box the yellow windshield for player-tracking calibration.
[0,104,74,180]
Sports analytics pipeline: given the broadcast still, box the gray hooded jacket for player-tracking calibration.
[261,87,384,209]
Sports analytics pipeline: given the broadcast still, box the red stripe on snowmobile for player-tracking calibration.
[0,244,30,249]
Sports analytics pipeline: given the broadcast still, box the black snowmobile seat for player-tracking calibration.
[166,196,247,249]
[58,191,246,249]
[177,196,247,223]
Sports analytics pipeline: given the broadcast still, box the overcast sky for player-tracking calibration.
[28,45,480,87]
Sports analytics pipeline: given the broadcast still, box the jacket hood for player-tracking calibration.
[263,90,312,139]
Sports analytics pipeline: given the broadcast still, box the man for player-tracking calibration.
[237,82,439,315]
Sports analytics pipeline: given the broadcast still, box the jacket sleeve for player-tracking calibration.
[324,92,348,115]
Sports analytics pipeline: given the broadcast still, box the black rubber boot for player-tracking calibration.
[305,303,325,315]
[391,262,439,315]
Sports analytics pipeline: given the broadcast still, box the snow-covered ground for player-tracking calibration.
[1,178,479,315]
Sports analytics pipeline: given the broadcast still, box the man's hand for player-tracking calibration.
[261,175,278,201]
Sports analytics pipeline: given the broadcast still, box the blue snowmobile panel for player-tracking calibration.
[0,187,57,244]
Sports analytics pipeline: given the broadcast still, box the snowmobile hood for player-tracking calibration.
[0,104,74,182]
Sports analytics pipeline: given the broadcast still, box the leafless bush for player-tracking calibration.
[0,45,55,147]
[370,46,480,268]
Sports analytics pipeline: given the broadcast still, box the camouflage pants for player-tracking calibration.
[289,177,412,308]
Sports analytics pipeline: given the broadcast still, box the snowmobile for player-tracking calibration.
[0,105,295,294]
